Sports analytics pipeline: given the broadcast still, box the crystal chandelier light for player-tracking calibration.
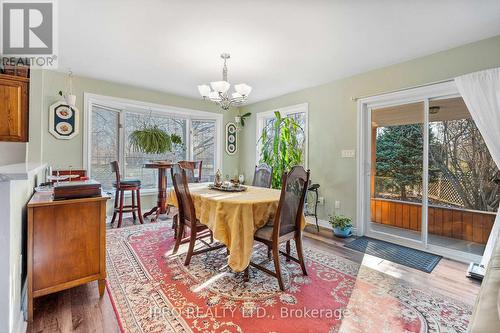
[198,53,252,111]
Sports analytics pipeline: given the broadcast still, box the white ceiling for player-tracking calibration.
[58,0,500,103]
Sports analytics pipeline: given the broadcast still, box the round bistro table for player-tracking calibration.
[143,162,174,222]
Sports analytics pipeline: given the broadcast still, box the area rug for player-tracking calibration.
[106,223,473,333]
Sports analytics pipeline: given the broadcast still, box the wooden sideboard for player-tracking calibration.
[0,74,29,142]
[27,192,109,321]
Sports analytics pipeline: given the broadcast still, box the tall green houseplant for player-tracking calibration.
[258,111,305,188]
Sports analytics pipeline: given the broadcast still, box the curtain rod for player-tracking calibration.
[350,77,455,102]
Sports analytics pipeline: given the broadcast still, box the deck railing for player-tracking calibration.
[370,197,495,244]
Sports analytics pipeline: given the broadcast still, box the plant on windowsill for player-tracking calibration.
[329,215,353,238]
[258,111,305,189]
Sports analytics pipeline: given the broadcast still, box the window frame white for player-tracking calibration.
[255,102,309,168]
[83,93,223,193]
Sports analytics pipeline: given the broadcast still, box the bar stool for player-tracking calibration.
[110,161,144,228]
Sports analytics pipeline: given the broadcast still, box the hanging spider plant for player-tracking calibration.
[129,112,183,154]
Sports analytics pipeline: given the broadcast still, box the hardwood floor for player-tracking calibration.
[27,281,120,333]
[28,218,481,332]
[303,225,481,305]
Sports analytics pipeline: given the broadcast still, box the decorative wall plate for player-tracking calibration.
[49,101,79,139]
[225,122,237,155]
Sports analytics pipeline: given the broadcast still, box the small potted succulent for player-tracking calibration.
[329,215,353,238]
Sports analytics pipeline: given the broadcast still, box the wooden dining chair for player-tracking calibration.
[249,165,310,290]
[171,164,224,265]
[110,161,144,228]
[172,161,203,237]
[177,160,203,183]
[252,163,273,188]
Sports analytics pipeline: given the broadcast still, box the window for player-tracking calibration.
[192,119,217,182]
[124,112,187,188]
[255,103,309,166]
[90,106,119,191]
[85,95,222,191]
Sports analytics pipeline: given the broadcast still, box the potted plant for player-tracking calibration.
[129,125,183,155]
[258,111,305,188]
[235,112,251,127]
[58,90,76,107]
[329,215,353,238]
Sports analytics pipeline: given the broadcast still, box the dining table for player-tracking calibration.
[143,162,174,222]
[168,182,305,272]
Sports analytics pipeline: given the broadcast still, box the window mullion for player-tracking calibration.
[119,111,126,176]
[186,118,193,160]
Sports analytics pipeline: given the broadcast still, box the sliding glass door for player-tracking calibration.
[369,102,425,244]
[426,97,498,256]
[362,85,499,261]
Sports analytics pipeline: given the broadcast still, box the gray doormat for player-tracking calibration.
[344,236,442,273]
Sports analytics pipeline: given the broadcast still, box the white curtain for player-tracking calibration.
[455,67,500,268]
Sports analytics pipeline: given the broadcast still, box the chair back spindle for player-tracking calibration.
[110,161,121,188]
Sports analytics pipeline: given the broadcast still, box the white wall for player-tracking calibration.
[0,143,27,166]
[0,175,38,333]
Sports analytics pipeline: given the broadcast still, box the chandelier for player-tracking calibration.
[198,53,252,110]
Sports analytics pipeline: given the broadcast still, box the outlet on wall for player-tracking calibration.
[334,200,341,209]
[341,149,355,158]
[318,197,325,205]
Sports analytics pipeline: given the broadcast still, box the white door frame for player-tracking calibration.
[356,80,483,263]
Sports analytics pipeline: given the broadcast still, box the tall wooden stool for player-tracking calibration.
[110,161,144,228]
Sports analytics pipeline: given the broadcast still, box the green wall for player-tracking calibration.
[239,35,500,226]
[28,70,240,175]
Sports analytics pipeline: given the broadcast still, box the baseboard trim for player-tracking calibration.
[305,217,357,235]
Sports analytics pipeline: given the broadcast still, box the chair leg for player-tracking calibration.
[267,246,272,260]
[272,243,285,291]
[184,227,197,266]
[295,235,308,276]
[117,190,125,228]
[209,231,214,244]
[172,219,183,254]
[286,240,291,262]
[110,189,119,224]
[172,214,178,239]
[131,190,137,221]
[136,189,144,224]
[243,267,250,282]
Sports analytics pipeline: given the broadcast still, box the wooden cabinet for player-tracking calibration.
[0,74,29,142]
[27,193,109,321]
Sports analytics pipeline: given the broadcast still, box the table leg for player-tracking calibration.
[143,168,167,222]
[158,168,168,214]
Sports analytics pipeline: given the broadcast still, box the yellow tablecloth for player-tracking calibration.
[168,183,305,272]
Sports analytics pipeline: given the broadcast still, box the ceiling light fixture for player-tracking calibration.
[198,53,252,111]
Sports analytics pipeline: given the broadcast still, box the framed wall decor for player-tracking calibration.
[49,101,79,140]
[225,122,237,155]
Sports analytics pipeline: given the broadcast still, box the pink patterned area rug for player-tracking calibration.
[106,223,472,333]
